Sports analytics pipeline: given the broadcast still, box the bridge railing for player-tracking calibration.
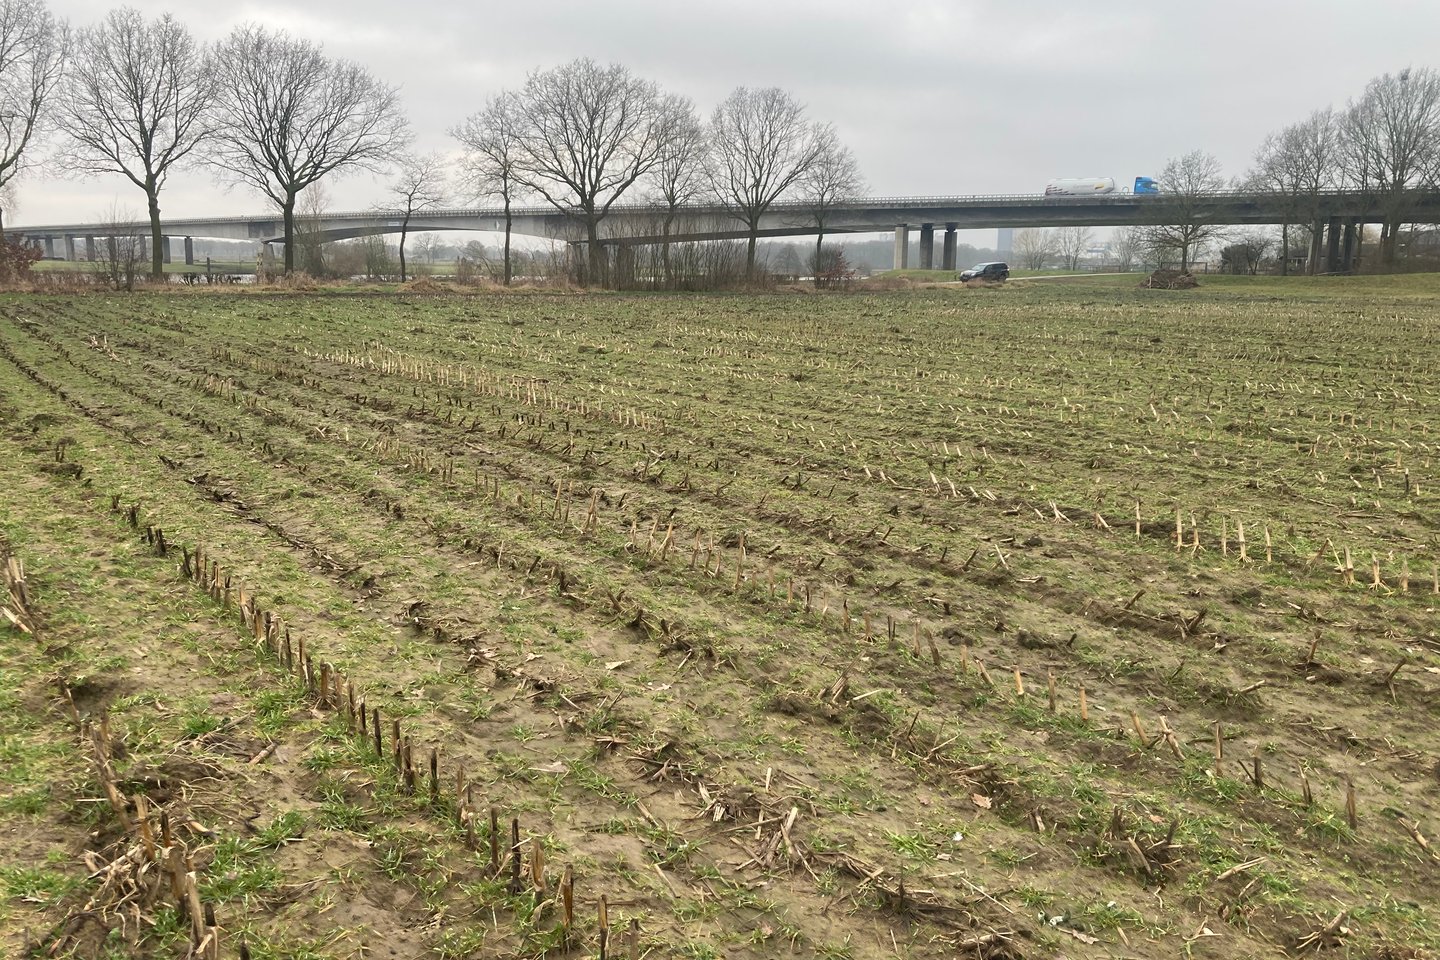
[297,189,1412,222]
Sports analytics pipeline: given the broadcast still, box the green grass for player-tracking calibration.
[2,273,1438,955]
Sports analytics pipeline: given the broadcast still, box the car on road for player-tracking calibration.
[960,261,1009,282]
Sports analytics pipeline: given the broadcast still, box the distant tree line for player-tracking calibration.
[1137,69,1440,275]
[1247,67,1440,272]
[4,0,1438,284]
[0,0,864,287]
[452,65,861,287]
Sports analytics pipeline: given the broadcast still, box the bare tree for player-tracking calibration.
[208,24,409,274]
[293,181,329,276]
[802,128,863,286]
[708,87,829,278]
[649,94,705,287]
[1109,226,1143,272]
[508,58,668,286]
[1011,228,1057,269]
[1055,225,1093,271]
[1219,232,1270,275]
[411,232,441,266]
[453,91,523,285]
[1143,150,1227,271]
[93,201,143,291]
[1249,109,1337,274]
[1341,68,1440,268]
[0,0,65,244]
[58,8,210,281]
[388,152,446,282]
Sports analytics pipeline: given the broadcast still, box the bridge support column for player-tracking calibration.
[43,236,55,259]
[918,223,935,269]
[941,226,958,271]
[63,235,76,260]
[161,236,172,264]
[892,225,909,270]
[86,237,98,261]
[107,237,118,262]
[1308,218,1324,275]
[1324,216,1342,273]
[613,242,635,290]
[564,241,581,283]
[184,236,194,265]
[1340,219,1357,273]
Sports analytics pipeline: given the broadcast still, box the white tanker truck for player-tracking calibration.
[1044,176,1160,196]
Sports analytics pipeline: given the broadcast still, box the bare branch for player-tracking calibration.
[0,0,67,240]
[707,86,830,275]
[1142,150,1227,271]
[1340,68,1440,267]
[506,58,668,284]
[58,7,212,279]
[453,90,525,284]
[208,23,409,273]
[387,151,447,282]
[1012,228,1058,270]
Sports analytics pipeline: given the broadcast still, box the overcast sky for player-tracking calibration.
[16,0,1440,235]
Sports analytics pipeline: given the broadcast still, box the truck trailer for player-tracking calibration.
[1044,176,1160,196]
[1044,178,1115,196]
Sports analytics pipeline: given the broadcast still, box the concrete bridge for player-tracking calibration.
[16,189,1440,272]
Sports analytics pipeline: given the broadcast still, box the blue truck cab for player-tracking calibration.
[1134,176,1160,195]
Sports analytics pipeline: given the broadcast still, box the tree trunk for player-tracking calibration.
[281,193,297,274]
[147,186,164,282]
[1280,221,1289,276]
[1179,243,1189,273]
[662,211,674,289]
[585,218,601,287]
[746,232,758,279]
[503,198,512,286]
[398,221,409,283]
[813,229,825,288]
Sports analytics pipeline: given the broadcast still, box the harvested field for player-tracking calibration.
[0,277,1437,959]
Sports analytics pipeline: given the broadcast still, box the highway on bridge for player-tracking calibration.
[16,189,1440,272]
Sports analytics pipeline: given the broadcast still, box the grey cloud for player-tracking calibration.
[20,0,1440,225]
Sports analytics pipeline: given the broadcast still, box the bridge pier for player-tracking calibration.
[918,224,935,269]
[566,242,584,284]
[184,236,194,265]
[893,225,909,270]
[161,236,172,264]
[942,226,957,271]
[1324,216,1342,273]
[43,236,55,259]
[86,237,98,261]
[64,235,76,261]
[1340,219,1357,273]
[613,242,635,290]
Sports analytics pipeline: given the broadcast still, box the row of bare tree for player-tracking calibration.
[0,0,863,286]
[1023,63,1440,277]
[0,0,407,279]
[1139,68,1440,276]
[448,62,861,287]
[1246,67,1440,272]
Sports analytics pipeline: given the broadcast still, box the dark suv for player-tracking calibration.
[960,261,1009,282]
